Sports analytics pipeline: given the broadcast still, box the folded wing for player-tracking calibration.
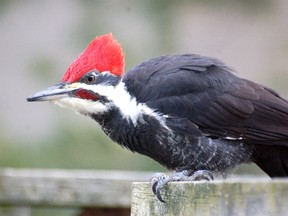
[124,54,288,146]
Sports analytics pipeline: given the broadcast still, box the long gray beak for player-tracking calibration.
[27,83,75,102]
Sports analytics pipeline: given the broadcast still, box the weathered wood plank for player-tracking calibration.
[0,168,150,208]
[131,178,288,216]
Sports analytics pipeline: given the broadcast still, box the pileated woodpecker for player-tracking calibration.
[27,33,288,202]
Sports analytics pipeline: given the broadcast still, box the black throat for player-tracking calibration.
[90,108,175,168]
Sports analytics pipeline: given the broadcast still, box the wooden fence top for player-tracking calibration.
[131,178,288,216]
[1,168,288,216]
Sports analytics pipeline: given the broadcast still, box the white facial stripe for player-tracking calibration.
[55,97,108,114]
[54,81,163,125]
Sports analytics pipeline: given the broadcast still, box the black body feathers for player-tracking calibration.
[121,54,288,177]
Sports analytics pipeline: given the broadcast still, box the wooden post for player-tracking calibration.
[131,179,288,216]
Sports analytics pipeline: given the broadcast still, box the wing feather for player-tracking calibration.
[124,54,288,146]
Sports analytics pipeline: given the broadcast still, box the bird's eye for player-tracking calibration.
[85,75,95,83]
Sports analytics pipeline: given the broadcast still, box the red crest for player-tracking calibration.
[62,33,125,83]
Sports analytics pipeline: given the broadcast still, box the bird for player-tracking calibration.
[27,33,288,202]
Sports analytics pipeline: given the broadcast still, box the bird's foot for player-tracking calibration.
[150,170,214,202]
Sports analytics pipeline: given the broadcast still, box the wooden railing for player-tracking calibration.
[0,168,287,216]
[0,168,149,216]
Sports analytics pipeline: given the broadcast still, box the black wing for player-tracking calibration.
[123,54,288,146]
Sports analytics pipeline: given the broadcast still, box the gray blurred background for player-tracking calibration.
[0,0,288,215]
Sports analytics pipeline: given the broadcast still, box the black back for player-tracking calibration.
[124,54,288,146]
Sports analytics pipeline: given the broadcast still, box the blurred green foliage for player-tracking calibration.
[0,124,164,171]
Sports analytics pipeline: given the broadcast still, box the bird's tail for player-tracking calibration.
[254,145,288,177]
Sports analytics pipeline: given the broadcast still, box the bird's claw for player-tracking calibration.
[150,173,170,202]
[150,170,214,202]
